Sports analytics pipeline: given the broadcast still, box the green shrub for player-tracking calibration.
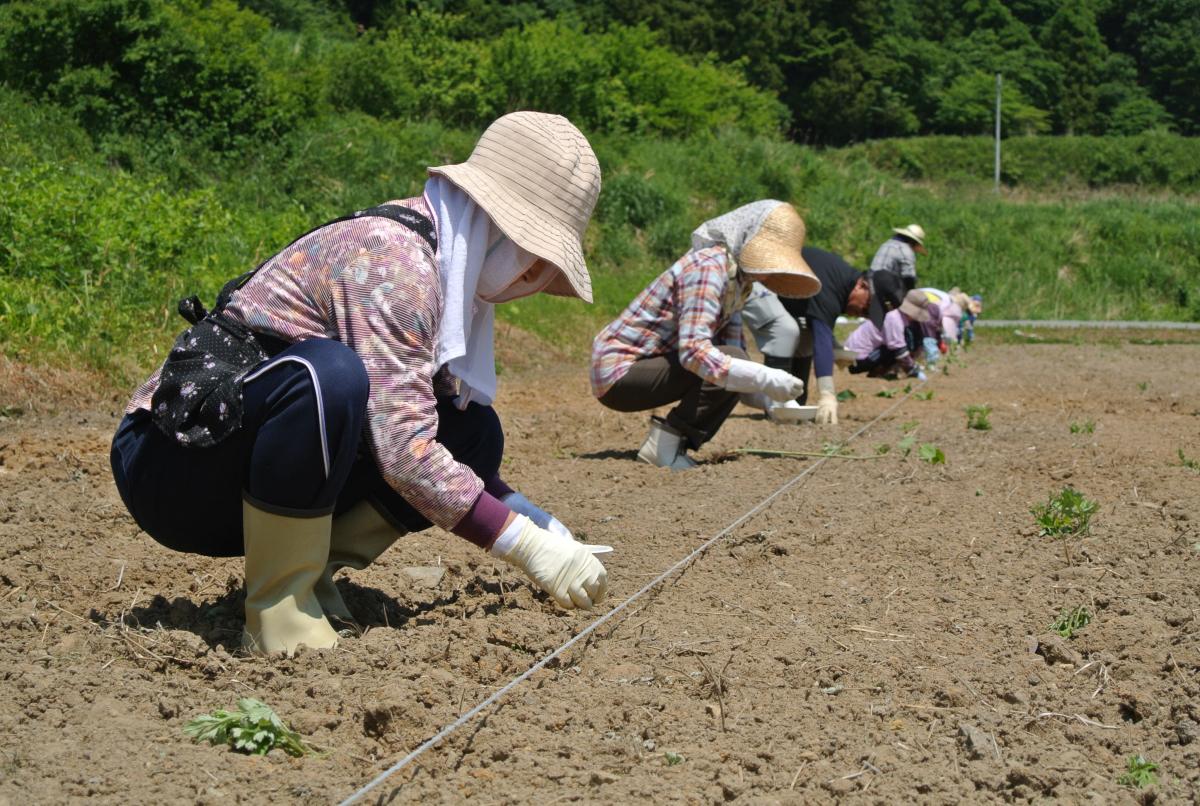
[0,0,277,148]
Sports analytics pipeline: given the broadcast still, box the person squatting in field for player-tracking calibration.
[740,249,906,425]
[109,112,609,656]
[844,289,935,380]
[590,200,821,470]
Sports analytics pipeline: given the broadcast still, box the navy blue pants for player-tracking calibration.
[110,339,504,557]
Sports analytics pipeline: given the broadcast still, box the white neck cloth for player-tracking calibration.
[426,177,541,409]
[690,199,782,257]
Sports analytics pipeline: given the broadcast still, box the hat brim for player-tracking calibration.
[899,300,931,322]
[743,265,821,298]
[429,162,593,303]
[892,227,926,247]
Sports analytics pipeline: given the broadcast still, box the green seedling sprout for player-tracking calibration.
[1137,381,1149,393]
[901,420,919,433]
[836,389,856,402]
[918,443,945,464]
[965,404,992,431]
[1031,487,1099,538]
[1069,419,1095,434]
[1117,755,1158,788]
[876,388,898,398]
[914,389,934,401]
[1049,605,1091,639]
[1178,449,1200,473]
[874,443,891,455]
[664,752,685,766]
[897,435,916,456]
[184,698,314,757]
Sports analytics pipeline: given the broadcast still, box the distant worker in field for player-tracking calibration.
[591,200,821,469]
[110,112,609,657]
[741,249,906,424]
[870,224,927,292]
[844,289,933,380]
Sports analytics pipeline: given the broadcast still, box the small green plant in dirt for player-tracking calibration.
[901,420,919,433]
[664,751,685,766]
[914,389,935,401]
[1137,381,1150,393]
[836,389,857,402]
[965,404,992,431]
[1069,420,1095,434]
[897,435,916,456]
[918,443,946,464]
[1049,605,1091,638]
[184,698,314,757]
[874,443,891,455]
[1178,449,1200,473]
[1031,488,1099,537]
[1117,755,1158,788]
[876,388,899,398]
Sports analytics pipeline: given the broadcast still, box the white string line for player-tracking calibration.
[338,385,923,806]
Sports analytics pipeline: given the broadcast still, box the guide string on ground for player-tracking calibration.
[337,383,926,806]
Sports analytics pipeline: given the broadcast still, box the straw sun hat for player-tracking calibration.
[892,223,928,254]
[739,204,821,298]
[428,111,601,303]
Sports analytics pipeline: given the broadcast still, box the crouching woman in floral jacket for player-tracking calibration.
[110,112,608,656]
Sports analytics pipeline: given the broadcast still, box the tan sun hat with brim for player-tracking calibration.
[899,289,932,323]
[428,111,601,303]
[738,203,821,298]
[892,224,927,254]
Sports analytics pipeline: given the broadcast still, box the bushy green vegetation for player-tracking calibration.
[838,133,1200,190]
[1,0,1199,383]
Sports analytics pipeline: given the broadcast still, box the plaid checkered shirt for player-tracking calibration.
[590,246,748,398]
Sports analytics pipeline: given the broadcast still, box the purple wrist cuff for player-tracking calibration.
[451,491,512,549]
[484,474,515,500]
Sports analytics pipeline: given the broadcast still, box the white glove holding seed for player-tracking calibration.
[724,358,805,402]
[490,515,608,609]
[815,375,838,424]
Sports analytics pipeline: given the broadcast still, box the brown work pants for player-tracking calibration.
[597,346,747,450]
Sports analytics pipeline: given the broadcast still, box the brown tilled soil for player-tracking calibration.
[1,342,1198,804]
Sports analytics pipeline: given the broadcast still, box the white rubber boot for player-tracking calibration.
[314,500,405,623]
[242,501,339,656]
[637,418,698,470]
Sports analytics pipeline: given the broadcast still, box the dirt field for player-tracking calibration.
[1,341,1198,804]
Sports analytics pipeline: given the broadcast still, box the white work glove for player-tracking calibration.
[815,376,838,424]
[909,367,928,382]
[724,357,805,402]
[490,515,608,609]
[502,491,571,539]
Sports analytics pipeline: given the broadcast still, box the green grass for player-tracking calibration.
[1031,488,1099,537]
[965,404,992,430]
[3,86,1199,382]
[1049,605,1092,639]
[1069,420,1096,434]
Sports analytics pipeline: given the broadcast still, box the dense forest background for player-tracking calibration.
[1,0,1198,378]
[2,0,1198,150]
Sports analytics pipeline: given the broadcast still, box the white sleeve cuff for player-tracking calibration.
[489,514,529,557]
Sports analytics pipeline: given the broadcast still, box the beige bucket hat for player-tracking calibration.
[893,223,927,254]
[899,289,932,323]
[738,204,821,298]
[428,111,601,303]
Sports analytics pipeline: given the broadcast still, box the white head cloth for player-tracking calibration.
[690,199,783,258]
[426,176,536,409]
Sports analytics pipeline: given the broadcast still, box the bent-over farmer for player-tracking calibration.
[110,112,608,656]
[590,200,820,469]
